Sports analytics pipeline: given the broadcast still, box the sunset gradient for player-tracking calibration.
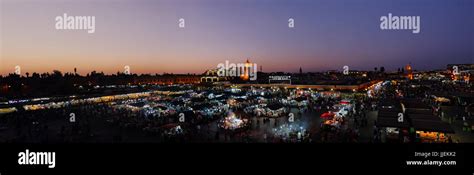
[1,0,473,75]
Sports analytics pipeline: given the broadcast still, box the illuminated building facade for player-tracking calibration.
[405,64,413,80]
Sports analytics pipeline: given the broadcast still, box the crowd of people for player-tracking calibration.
[0,86,385,143]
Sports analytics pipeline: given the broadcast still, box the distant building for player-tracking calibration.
[447,64,474,71]
[202,59,254,82]
[405,64,413,80]
[201,69,230,82]
[133,74,201,85]
[447,64,473,83]
[241,59,252,81]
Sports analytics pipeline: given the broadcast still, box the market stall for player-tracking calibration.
[218,112,249,131]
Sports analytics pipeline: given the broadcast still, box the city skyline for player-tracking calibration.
[0,1,473,173]
[1,0,473,75]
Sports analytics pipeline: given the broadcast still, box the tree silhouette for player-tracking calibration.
[52,70,63,78]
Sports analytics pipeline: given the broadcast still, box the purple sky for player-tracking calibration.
[1,0,473,75]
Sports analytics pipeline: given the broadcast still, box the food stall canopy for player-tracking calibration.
[377,117,410,128]
[409,113,454,133]
[340,99,351,105]
[411,120,454,133]
[401,99,431,109]
[405,108,432,115]
[320,112,335,119]
[378,99,402,111]
[377,110,410,128]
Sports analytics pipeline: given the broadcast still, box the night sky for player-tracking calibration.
[1,0,473,75]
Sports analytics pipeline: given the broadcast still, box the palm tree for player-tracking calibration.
[53,70,62,76]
